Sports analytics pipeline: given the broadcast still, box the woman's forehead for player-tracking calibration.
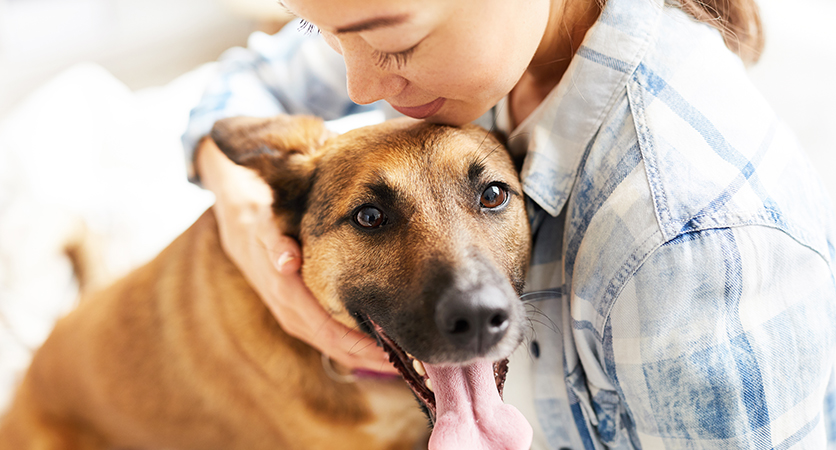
[282,0,444,33]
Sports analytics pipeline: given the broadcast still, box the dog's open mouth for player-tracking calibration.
[365,319,532,450]
[368,320,509,425]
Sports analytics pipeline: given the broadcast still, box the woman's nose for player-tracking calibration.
[341,44,407,105]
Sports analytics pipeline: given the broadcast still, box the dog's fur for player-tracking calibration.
[0,116,531,449]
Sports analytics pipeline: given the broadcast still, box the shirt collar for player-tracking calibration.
[514,0,664,216]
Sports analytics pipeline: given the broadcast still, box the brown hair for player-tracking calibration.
[674,0,765,64]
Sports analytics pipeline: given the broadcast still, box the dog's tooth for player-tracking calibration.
[413,359,426,377]
[406,352,415,361]
[425,378,433,392]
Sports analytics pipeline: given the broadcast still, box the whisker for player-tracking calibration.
[522,302,561,334]
[523,306,550,319]
[527,56,571,68]
[348,338,377,356]
[524,318,537,334]
[340,320,365,340]
[527,318,560,335]
[473,99,515,168]
[523,304,547,318]
[476,144,502,167]
[505,131,532,145]
[476,99,504,153]
[520,288,563,303]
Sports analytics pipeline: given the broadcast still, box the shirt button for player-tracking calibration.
[530,340,540,358]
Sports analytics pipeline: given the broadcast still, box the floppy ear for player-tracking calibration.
[210,115,334,236]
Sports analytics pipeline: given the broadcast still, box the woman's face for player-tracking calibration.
[282,0,551,125]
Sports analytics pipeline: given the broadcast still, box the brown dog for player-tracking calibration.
[0,116,533,450]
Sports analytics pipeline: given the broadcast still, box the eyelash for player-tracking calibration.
[297,19,415,70]
[372,46,416,70]
[297,19,320,35]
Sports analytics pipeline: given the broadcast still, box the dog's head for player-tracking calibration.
[212,115,532,447]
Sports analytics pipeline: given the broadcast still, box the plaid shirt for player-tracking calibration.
[183,0,836,447]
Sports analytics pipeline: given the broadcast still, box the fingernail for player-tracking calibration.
[277,252,295,270]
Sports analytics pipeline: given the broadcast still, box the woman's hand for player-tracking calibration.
[195,138,396,374]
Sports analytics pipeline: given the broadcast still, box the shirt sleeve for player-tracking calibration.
[602,225,836,448]
[181,20,377,182]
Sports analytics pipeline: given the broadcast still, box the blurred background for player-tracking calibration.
[0,0,292,115]
[0,0,834,412]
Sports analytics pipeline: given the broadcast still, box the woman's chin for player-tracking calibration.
[421,102,489,127]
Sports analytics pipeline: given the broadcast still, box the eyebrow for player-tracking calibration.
[365,177,403,208]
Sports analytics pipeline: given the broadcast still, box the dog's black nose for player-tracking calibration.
[435,285,511,354]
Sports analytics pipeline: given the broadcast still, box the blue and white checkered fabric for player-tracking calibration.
[183,0,836,447]
[510,0,836,448]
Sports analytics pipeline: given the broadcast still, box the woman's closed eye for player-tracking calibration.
[295,17,419,70]
[372,46,416,70]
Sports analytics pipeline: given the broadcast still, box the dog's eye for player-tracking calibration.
[355,205,386,228]
[480,184,508,209]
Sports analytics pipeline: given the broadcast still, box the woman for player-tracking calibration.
[183,0,836,447]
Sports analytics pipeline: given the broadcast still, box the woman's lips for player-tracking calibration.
[392,97,446,119]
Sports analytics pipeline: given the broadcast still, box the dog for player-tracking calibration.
[0,115,533,450]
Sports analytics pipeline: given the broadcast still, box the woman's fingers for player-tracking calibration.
[257,220,397,374]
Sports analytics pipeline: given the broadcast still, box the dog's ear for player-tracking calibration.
[210,115,334,235]
[210,115,332,183]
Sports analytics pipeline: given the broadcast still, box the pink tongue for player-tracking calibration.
[424,361,532,450]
